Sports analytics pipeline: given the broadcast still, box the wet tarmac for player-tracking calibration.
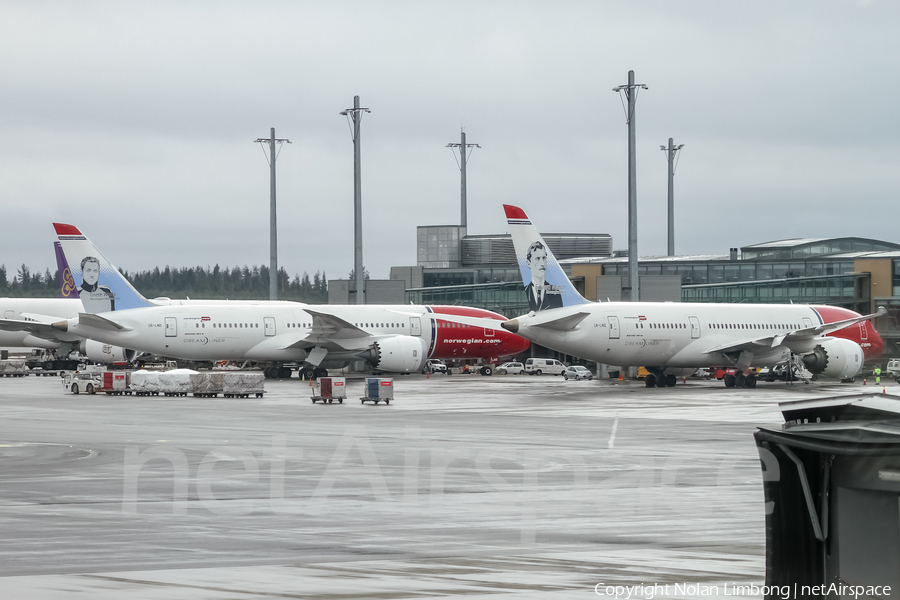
[0,372,887,598]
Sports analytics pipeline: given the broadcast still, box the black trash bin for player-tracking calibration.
[755,393,900,599]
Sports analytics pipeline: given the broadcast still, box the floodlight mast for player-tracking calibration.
[340,96,371,304]
[253,128,291,301]
[660,138,684,256]
[613,70,648,302]
[446,128,481,230]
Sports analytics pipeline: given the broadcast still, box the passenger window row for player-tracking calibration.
[708,323,799,330]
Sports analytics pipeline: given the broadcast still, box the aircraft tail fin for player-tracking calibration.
[503,205,589,311]
[53,224,153,313]
[53,242,81,299]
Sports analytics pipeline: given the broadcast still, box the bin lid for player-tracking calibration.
[779,393,900,425]
[755,393,900,453]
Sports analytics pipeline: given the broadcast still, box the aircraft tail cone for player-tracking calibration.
[501,319,519,334]
[51,320,68,332]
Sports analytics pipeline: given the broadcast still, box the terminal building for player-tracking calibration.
[330,226,900,363]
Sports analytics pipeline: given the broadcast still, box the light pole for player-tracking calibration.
[341,96,371,304]
[253,128,291,301]
[446,128,481,230]
[613,70,648,302]
[660,138,684,257]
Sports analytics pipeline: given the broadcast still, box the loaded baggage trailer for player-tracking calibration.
[63,369,265,398]
[310,377,346,404]
[0,358,27,377]
[360,378,393,404]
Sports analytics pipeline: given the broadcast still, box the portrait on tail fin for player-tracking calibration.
[524,240,564,311]
[78,256,116,313]
[504,204,589,312]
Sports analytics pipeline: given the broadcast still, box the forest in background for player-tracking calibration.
[0,264,328,302]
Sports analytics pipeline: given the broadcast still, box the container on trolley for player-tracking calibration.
[361,378,393,404]
[311,377,346,404]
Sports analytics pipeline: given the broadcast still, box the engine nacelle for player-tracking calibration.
[79,340,136,364]
[802,337,865,380]
[364,336,428,373]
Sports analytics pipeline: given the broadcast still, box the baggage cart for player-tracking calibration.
[360,378,393,404]
[311,377,346,403]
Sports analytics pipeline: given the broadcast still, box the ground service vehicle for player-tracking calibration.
[564,365,593,380]
[524,358,566,375]
[497,362,525,375]
[427,359,449,374]
[887,359,900,379]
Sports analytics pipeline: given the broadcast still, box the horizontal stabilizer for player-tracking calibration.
[531,311,590,331]
[79,312,130,332]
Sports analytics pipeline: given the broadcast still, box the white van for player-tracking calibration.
[886,359,900,379]
[525,358,566,376]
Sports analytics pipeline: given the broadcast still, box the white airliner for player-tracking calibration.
[17,224,529,377]
[0,244,298,368]
[415,205,885,388]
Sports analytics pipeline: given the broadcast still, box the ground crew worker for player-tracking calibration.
[874,366,882,385]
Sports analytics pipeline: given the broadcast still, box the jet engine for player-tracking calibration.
[801,337,865,380]
[79,340,136,364]
[360,336,428,373]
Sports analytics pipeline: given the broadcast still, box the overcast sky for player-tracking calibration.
[2,0,898,286]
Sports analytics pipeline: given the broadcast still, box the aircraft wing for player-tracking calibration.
[704,307,886,355]
[279,308,372,350]
[0,318,60,335]
[0,318,81,343]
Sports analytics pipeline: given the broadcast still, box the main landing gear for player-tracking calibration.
[723,372,756,388]
[644,372,677,388]
[298,366,329,380]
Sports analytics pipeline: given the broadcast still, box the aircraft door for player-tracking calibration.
[607,316,620,339]
[484,324,494,337]
[3,310,13,319]
[803,317,813,329]
[264,317,276,337]
[689,316,701,339]
[409,317,422,337]
[165,317,177,337]
[859,321,869,341]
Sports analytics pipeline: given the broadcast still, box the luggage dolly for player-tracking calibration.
[311,396,343,404]
[360,396,390,405]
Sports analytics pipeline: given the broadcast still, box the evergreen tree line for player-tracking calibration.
[0,263,328,302]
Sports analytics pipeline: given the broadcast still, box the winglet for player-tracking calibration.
[504,205,589,312]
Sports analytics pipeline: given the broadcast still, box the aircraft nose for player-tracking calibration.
[501,319,519,334]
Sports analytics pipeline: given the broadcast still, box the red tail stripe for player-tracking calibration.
[53,223,82,236]
[503,205,528,220]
